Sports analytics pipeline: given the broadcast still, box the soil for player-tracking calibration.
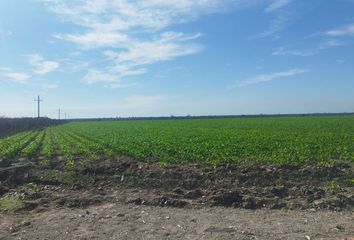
[1,203,353,240]
[0,157,353,239]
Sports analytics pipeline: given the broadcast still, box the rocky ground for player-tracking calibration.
[0,157,353,239]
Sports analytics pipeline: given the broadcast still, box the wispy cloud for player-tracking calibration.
[0,54,60,86]
[39,0,259,87]
[318,39,346,49]
[254,0,293,39]
[254,14,289,39]
[82,69,137,88]
[104,32,202,76]
[265,0,292,13]
[285,23,354,57]
[336,59,346,64]
[59,58,90,73]
[54,32,129,49]
[231,68,308,88]
[83,70,119,84]
[27,54,60,75]
[1,71,31,84]
[41,0,253,32]
[272,47,315,56]
[324,23,354,37]
[273,39,346,57]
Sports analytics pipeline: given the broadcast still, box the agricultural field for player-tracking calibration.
[0,115,353,167]
[1,115,354,239]
[0,115,353,211]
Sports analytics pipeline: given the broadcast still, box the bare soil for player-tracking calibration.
[1,203,354,240]
[0,157,353,239]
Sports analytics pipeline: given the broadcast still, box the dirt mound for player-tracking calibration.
[0,157,353,212]
[81,158,354,210]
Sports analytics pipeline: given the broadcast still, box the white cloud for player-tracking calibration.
[90,31,199,84]
[59,58,91,73]
[232,68,308,88]
[253,0,294,39]
[82,70,139,89]
[253,13,288,39]
[27,54,60,75]
[265,0,292,12]
[273,39,346,57]
[104,32,202,74]
[82,70,118,84]
[108,64,147,77]
[318,39,346,49]
[2,71,31,84]
[272,47,315,56]
[54,31,129,49]
[324,23,354,37]
[42,0,254,31]
[39,0,261,86]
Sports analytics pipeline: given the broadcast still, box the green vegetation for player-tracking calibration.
[62,170,89,185]
[0,196,23,211]
[327,181,342,192]
[22,183,39,193]
[0,115,353,166]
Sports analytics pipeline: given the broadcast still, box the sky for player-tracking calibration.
[0,0,353,118]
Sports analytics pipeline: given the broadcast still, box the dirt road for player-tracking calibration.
[1,203,353,240]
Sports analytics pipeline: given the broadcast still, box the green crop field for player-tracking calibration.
[0,115,353,168]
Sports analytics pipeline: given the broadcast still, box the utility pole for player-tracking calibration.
[58,108,61,120]
[65,113,67,120]
[34,95,43,118]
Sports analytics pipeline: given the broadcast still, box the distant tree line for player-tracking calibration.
[68,112,354,122]
[0,117,65,138]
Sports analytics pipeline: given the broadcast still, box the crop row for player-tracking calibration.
[0,116,353,166]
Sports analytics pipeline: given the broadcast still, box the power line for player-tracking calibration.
[34,95,43,118]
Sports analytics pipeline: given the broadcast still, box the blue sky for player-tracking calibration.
[0,0,353,118]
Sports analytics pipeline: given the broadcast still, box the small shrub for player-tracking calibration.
[327,181,341,192]
[23,183,39,193]
[0,196,23,211]
[159,162,169,168]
